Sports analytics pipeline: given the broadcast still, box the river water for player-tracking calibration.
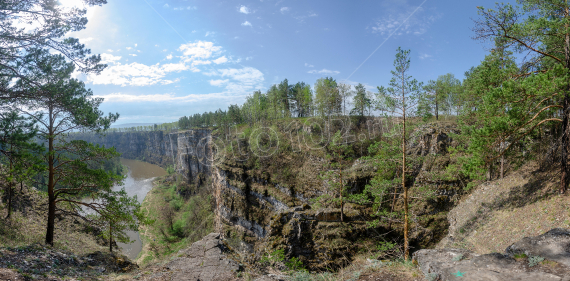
[115,158,167,260]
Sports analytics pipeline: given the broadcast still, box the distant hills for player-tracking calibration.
[111,123,158,128]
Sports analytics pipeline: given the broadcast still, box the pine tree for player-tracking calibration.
[378,47,423,260]
[14,49,139,246]
[473,1,570,193]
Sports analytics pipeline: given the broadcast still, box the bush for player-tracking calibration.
[170,218,186,238]
[166,165,175,175]
[528,256,545,267]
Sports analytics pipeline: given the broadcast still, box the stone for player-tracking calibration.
[505,228,570,268]
[414,229,570,281]
[135,233,240,281]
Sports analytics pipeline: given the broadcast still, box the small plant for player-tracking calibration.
[285,257,306,272]
[529,256,545,267]
[514,253,528,259]
[426,272,438,281]
[452,254,464,262]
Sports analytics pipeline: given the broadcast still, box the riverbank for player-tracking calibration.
[136,175,215,267]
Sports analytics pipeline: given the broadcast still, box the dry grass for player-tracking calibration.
[439,161,570,254]
[279,254,423,281]
[0,187,106,255]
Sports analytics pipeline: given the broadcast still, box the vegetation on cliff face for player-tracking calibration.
[136,175,214,267]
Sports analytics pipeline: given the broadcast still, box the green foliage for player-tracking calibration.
[260,249,306,272]
[528,256,545,267]
[170,218,186,238]
[285,257,306,272]
[166,165,175,175]
[260,249,286,264]
[314,77,340,117]
[312,131,350,214]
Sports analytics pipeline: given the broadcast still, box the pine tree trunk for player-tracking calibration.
[340,166,344,223]
[435,91,439,121]
[500,155,504,179]
[402,80,409,261]
[560,13,570,193]
[6,183,12,219]
[562,94,569,194]
[109,224,113,253]
[46,108,56,246]
[6,160,13,219]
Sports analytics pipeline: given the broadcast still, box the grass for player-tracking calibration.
[441,161,570,254]
[136,175,215,267]
[276,255,422,281]
[0,187,106,256]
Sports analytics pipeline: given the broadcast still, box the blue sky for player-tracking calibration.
[62,0,509,125]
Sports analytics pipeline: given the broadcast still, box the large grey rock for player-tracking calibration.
[506,228,570,268]
[414,229,570,281]
[136,233,240,281]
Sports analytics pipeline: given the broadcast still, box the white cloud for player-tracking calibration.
[245,57,253,61]
[135,43,138,47]
[242,21,252,27]
[174,6,197,10]
[205,31,215,37]
[95,92,221,103]
[280,7,289,13]
[370,2,440,36]
[86,61,189,87]
[239,5,250,14]
[308,69,340,75]
[304,63,314,68]
[213,56,228,64]
[419,53,432,60]
[178,41,222,61]
[205,67,264,94]
[166,54,173,60]
[129,54,137,57]
[295,12,318,23]
[79,37,93,44]
[163,3,169,8]
[209,79,229,86]
[100,53,122,64]
[126,47,132,50]
[107,49,114,53]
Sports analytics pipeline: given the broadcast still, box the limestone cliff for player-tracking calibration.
[72,120,465,270]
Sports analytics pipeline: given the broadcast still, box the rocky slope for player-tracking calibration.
[74,119,467,270]
[414,228,570,281]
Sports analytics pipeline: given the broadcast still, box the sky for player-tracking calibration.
[60,0,510,125]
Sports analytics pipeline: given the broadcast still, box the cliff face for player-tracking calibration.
[71,130,213,180]
[74,121,464,270]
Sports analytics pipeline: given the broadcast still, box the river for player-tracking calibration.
[115,158,167,260]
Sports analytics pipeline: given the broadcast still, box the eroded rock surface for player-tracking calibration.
[414,229,570,281]
[136,233,240,281]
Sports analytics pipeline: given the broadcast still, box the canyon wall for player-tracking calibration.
[73,122,463,270]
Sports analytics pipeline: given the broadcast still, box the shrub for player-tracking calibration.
[528,256,545,267]
[170,219,186,238]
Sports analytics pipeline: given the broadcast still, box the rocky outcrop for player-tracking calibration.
[71,130,213,182]
[135,233,240,281]
[414,229,570,281]
[76,122,464,271]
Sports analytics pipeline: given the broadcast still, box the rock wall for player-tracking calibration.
[71,130,213,182]
[74,122,464,270]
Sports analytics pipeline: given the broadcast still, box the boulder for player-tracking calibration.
[136,233,240,281]
[414,229,570,281]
